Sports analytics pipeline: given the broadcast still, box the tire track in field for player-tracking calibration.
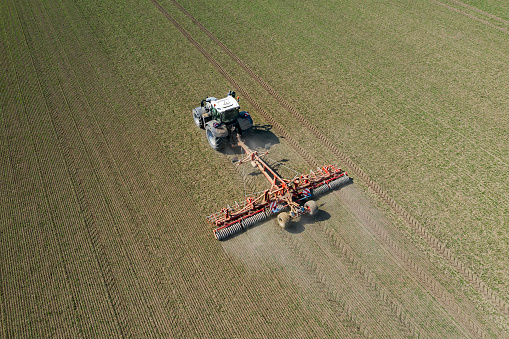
[167,0,508,321]
[305,227,421,338]
[149,1,450,336]
[281,227,420,337]
[13,2,129,336]
[280,234,367,337]
[331,187,489,337]
[448,0,509,25]
[430,0,509,34]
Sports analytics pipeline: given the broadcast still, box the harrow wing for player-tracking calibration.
[207,164,350,240]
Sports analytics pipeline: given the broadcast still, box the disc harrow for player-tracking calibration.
[206,134,350,240]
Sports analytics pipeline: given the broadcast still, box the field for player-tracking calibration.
[1,0,507,337]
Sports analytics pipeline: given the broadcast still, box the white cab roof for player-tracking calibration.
[212,96,239,112]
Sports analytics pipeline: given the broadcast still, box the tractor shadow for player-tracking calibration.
[223,124,280,156]
[245,124,281,150]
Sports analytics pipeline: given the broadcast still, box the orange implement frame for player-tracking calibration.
[206,134,349,240]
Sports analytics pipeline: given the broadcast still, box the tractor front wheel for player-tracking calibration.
[193,111,204,129]
[278,212,291,229]
[206,128,225,151]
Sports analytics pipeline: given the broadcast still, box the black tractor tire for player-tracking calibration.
[278,212,291,229]
[206,128,225,151]
[193,111,204,129]
[304,200,318,216]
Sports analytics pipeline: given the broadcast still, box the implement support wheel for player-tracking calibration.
[304,200,318,216]
[278,212,291,229]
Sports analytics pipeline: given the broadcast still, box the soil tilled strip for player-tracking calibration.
[168,0,509,320]
[280,229,407,338]
[332,187,488,337]
[37,62,128,337]
[13,1,129,336]
[293,199,427,336]
[321,217,473,337]
[306,226,421,338]
[11,71,83,338]
[280,235,365,336]
[0,19,14,338]
[3,5,101,337]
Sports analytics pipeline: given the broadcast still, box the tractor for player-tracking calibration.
[193,90,350,240]
[192,90,253,151]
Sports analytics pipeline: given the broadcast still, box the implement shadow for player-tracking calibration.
[287,206,331,234]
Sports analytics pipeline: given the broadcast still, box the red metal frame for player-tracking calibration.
[206,134,347,238]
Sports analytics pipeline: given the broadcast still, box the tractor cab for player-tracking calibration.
[210,95,240,124]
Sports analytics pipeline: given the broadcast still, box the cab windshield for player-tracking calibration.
[221,108,239,123]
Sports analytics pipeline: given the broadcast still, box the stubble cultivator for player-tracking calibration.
[207,136,350,240]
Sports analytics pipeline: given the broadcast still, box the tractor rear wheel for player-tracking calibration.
[304,200,318,216]
[206,128,225,151]
[278,212,291,229]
